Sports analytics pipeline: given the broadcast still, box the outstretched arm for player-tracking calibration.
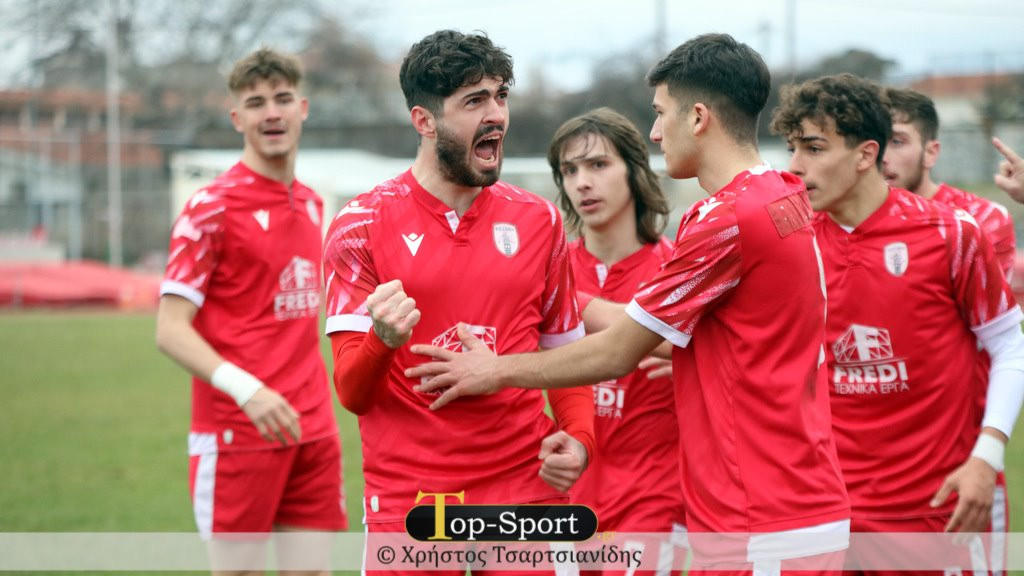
[407,314,663,409]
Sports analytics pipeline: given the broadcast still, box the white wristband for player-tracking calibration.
[970,434,1006,472]
[210,362,264,407]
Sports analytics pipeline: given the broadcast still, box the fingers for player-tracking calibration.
[538,431,569,460]
[367,281,419,349]
[993,137,1022,165]
[246,389,301,446]
[930,476,954,509]
[428,386,462,410]
[456,323,486,351]
[409,345,456,363]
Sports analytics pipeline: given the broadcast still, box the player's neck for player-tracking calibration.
[240,148,296,186]
[913,177,939,200]
[411,154,481,216]
[696,139,764,195]
[829,170,890,229]
[582,218,643,266]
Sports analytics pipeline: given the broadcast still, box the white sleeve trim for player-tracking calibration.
[977,318,1024,438]
[539,323,586,349]
[973,306,1024,342]
[160,280,205,308]
[625,299,691,348]
[325,314,372,335]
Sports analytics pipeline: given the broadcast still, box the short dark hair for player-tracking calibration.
[884,87,939,142]
[399,30,514,114]
[228,47,302,94]
[771,73,892,169]
[548,107,669,244]
[646,33,770,145]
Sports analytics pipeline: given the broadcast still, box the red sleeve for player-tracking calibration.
[330,329,396,415]
[548,386,596,463]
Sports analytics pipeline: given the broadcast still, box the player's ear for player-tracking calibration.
[230,107,242,133]
[923,139,940,170]
[691,102,710,136]
[858,140,880,172]
[411,106,436,139]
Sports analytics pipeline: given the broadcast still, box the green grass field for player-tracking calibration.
[1,310,1023,573]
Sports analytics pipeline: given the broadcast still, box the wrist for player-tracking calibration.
[970,433,1006,472]
[210,362,265,406]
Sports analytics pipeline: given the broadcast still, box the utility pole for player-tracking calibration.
[105,0,123,267]
[786,0,797,78]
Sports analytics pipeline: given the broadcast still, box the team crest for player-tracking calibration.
[883,242,909,277]
[492,222,519,257]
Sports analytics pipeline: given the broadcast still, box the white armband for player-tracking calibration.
[970,434,1005,472]
[210,362,264,406]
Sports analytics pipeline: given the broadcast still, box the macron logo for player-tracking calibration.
[253,210,270,231]
[403,233,424,256]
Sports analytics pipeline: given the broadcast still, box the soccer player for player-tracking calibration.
[321,30,593,575]
[771,73,1024,575]
[993,137,1024,203]
[883,86,1015,574]
[411,33,852,575]
[549,107,687,575]
[155,48,346,576]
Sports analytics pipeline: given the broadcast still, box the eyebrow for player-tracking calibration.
[563,152,610,165]
[462,84,509,102]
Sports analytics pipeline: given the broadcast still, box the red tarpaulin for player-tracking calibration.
[0,261,161,309]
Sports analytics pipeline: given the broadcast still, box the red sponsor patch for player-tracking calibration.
[766,193,813,238]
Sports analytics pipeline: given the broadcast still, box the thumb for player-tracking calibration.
[931,477,955,508]
[538,431,569,460]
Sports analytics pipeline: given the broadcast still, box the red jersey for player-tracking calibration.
[626,167,850,536]
[933,183,1015,281]
[161,162,338,453]
[568,237,686,532]
[323,170,585,523]
[815,187,1022,519]
[932,183,1017,435]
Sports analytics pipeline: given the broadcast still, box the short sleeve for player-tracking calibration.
[538,202,585,348]
[160,190,225,308]
[627,196,742,348]
[948,208,1023,335]
[323,198,380,334]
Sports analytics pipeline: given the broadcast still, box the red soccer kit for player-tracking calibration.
[625,167,850,546]
[568,237,686,533]
[815,187,1022,521]
[162,162,338,452]
[323,169,585,523]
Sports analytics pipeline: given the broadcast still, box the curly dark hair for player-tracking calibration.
[228,47,302,94]
[547,108,669,244]
[646,33,770,145]
[399,30,514,115]
[771,73,892,169]
[884,87,939,143]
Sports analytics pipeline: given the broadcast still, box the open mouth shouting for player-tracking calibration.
[473,128,503,166]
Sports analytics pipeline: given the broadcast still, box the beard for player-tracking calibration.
[436,122,502,188]
[899,150,927,193]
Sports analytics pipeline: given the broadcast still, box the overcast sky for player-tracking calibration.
[339,0,1024,90]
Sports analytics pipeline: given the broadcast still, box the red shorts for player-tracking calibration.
[845,515,993,576]
[189,434,347,535]
[580,522,689,576]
